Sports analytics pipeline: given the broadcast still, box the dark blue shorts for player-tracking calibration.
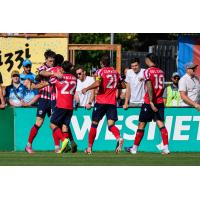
[36,98,52,118]
[92,103,118,122]
[50,107,73,127]
[139,103,165,122]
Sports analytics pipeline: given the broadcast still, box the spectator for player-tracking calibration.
[75,66,95,109]
[163,72,181,106]
[123,58,145,108]
[20,59,40,106]
[118,67,129,106]
[0,72,6,109]
[5,70,26,107]
[179,62,200,110]
[20,59,35,83]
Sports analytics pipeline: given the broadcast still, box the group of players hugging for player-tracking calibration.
[24,50,170,155]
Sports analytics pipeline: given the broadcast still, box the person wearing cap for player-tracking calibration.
[20,59,36,83]
[163,72,181,106]
[179,62,200,110]
[20,59,40,106]
[5,70,27,107]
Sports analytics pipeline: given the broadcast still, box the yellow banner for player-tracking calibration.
[0,37,68,86]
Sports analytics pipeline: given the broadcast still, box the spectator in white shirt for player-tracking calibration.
[75,66,95,109]
[123,58,145,108]
[118,67,129,106]
[179,62,200,110]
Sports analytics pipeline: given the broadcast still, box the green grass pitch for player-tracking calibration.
[0,151,199,166]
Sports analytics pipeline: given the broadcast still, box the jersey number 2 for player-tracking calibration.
[106,74,117,88]
[61,81,76,95]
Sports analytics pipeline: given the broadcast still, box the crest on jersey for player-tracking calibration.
[39,110,43,115]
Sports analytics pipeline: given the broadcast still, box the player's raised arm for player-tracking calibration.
[82,79,101,94]
[23,79,49,90]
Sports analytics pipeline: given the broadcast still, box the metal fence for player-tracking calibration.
[122,40,178,81]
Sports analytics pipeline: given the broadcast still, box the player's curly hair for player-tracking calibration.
[61,61,73,73]
[54,54,64,66]
[44,49,56,59]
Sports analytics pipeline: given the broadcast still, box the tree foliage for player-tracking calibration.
[69,33,178,70]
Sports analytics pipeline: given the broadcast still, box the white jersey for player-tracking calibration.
[125,68,145,104]
[179,73,200,106]
[76,76,95,106]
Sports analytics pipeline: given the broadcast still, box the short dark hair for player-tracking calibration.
[61,61,73,73]
[100,54,110,67]
[55,54,64,66]
[131,57,140,64]
[75,66,85,72]
[146,53,156,63]
[44,49,56,59]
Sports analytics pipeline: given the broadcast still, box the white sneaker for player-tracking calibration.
[162,149,170,155]
[156,142,164,151]
[115,138,124,153]
[130,148,137,154]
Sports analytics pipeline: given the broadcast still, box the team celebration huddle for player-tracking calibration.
[22,49,170,155]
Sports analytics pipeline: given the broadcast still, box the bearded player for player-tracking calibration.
[82,55,124,154]
[125,53,170,154]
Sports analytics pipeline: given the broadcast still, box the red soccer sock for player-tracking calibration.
[108,125,120,140]
[28,124,40,144]
[160,127,168,145]
[134,129,144,146]
[88,124,98,148]
[63,128,74,141]
[53,131,60,146]
[53,127,65,142]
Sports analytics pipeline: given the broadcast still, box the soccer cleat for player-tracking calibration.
[55,148,61,153]
[156,143,164,151]
[25,146,35,154]
[130,148,137,154]
[63,143,71,153]
[115,138,124,153]
[71,141,78,153]
[162,149,170,155]
[124,146,132,153]
[58,139,69,154]
[85,147,92,154]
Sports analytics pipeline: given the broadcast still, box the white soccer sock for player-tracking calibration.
[55,145,60,150]
[27,143,31,147]
[163,145,169,150]
[132,145,138,151]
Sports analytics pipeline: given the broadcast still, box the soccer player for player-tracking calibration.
[125,53,170,154]
[50,61,77,153]
[25,49,62,154]
[82,55,124,154]
[47,55,78,153]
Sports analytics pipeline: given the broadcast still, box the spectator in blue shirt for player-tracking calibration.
[6,70,27,107]
[20,59,36,83]
[20,59,40,106]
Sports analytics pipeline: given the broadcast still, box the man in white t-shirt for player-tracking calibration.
[179,62,200,110]
[75,66,95,109]
[123,57,145,108]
